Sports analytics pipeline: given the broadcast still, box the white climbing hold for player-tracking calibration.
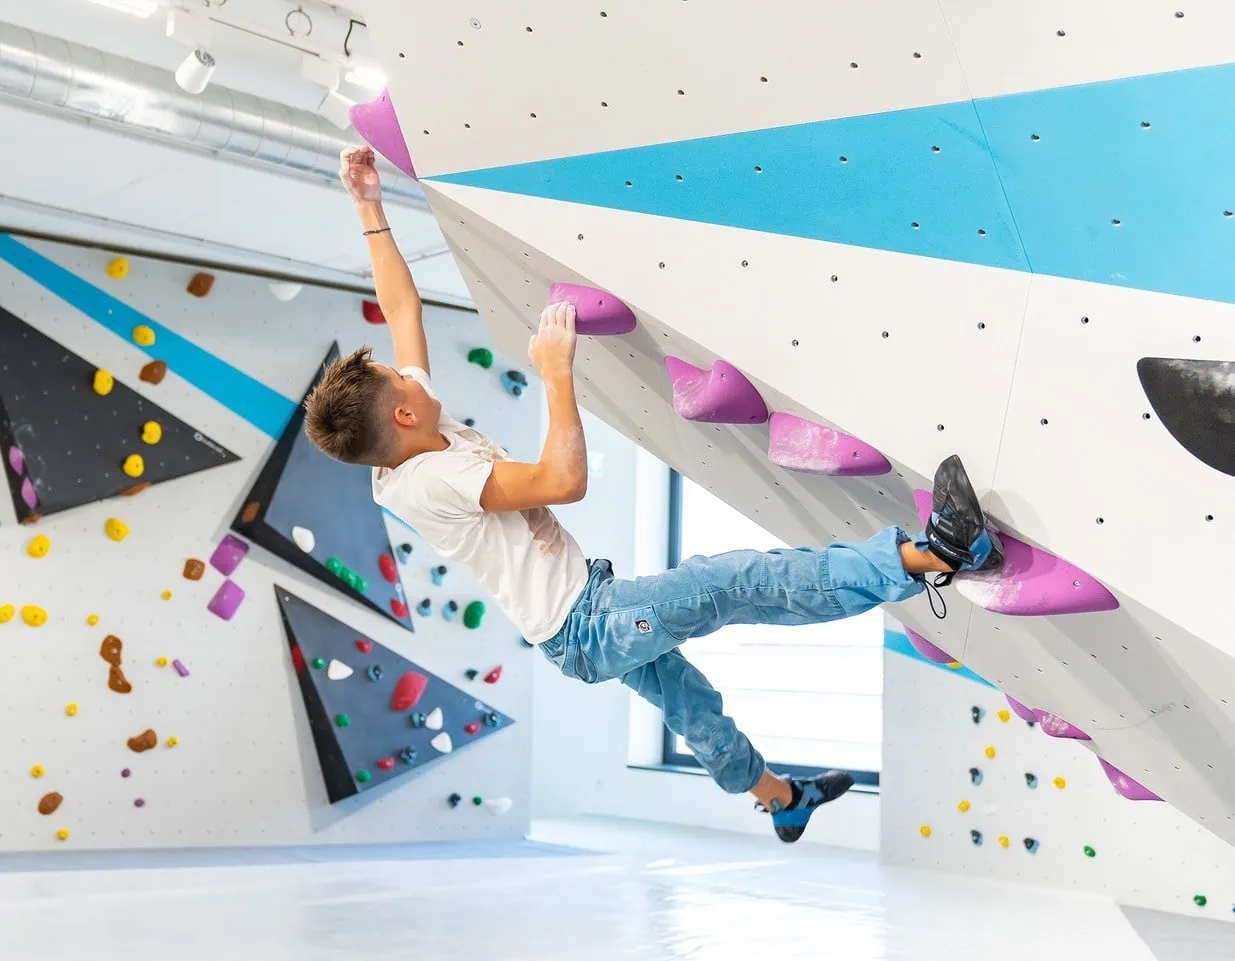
[424,707,443,730]
[326,659,353,680]
[483,796,513,816]
[430,732,452,753]
[291,526,315,553]
[269,281,304,302]
[982,804,999,817]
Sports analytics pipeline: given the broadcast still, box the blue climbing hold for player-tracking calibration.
[969,767,983,786]
[970,830,983,846]
[367,664,384,682]
[431,564,447,586]
[1023,837,1040,854]
[484,711,499,727]
[416,598,432,616]
[396,543,413,563]
[1024,772,1039,789]
[410,712,426,728]
[501,370,529,397]
[398,746,418,765]
[443,600,459,623]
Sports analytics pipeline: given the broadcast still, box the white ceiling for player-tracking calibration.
[0,0,471,303]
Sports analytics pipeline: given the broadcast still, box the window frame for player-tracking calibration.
[661,469,880,789]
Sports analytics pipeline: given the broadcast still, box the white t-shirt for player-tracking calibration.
[372,367,588,644]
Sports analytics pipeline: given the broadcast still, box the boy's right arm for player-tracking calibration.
[479,303,588,512]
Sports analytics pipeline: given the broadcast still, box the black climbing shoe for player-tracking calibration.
[925,454,1004,587]
[757,771,855,844]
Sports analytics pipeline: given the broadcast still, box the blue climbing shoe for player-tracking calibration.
[924,454,1004,586]
[759,770,855,843]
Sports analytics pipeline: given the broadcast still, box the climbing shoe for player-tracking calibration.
[924,454,1004,587]
[758,770,855,843]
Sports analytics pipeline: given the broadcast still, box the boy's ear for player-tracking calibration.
[393,402,417,428]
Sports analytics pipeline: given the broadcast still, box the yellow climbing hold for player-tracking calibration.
[31,765,45,779]
[104,518,130,542]
[87,613,100,626]
[919,824,932,838]
[957,800,971,813]
[93,369,114,396]
[141,421,162,445]
[122,454,145,478]
[26,534,50,558]
[156,656,169,668]
[997,709,1011,723]
[1053,776,1067,790]
[166,736,179,748]
[0,604,14,623]
[984,745,996,759]
[945,661,962,670]
[106,256,128,279]
[65,703,78,717]
[132,324,155,347]
[998,835,1010,848]
[21,605,47,627]
[161,590,172,601]
[56,828,70,841]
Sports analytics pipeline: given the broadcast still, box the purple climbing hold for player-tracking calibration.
[19,477,37,510]
[172,659,190,678]
[210,535,250,576]
[1033,711,1091,740]
[1005,695,1038,723]
[7,445,24,474]
[207,580,245,621]
[904,627,955,665]
[1099,759,1163,801]
[546,283,637,336]
[349,88,417,180]
[664,356,769,425]
[767,412,891,476]
[912,490,1119,616]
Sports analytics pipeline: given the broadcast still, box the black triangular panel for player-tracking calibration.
[234,344,413,630]
[275,586,515,804]
[1137,357,1235,478]
[0,305,238,522]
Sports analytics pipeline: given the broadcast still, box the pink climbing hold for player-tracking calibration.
[1005,695,1037,723]
[391,671,428,712]
[912,490,1119,616]
[348,89,417,180]
[209,535,250,576]
[207,580,245,621]
[664,357,769,425]
[20,477,37,510]
[767,412,891,476]
[1033,711,1091,740]
[904,627,955,665]
[1099,759,1162,801]
[546,283,637,336]
[7,445,24,474]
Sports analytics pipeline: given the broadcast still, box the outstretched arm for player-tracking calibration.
[340,147,430,374]
[480,303,588,511]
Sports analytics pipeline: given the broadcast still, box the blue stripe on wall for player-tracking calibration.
[435,62,1235,305]
[0,234,296,438]
[883,628,993,688]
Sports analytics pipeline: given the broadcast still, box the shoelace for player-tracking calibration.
[926,572,951,619]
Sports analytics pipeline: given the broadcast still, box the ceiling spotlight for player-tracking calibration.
[318,89,355,129]
[344,64,387,91]
[87,0,159,17]
[175,49,216,95]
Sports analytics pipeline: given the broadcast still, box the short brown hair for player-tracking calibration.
[303,346,395,466]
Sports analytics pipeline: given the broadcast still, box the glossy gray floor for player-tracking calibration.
[0,818,1183,960]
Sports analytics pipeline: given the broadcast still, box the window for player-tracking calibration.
[663,471,882,787]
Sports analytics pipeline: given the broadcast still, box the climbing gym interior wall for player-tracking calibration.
[0,235,535,852]
[882,618,1235,918]
[354,0,1235,882]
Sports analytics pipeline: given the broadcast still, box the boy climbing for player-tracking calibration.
[304,146,1005,842]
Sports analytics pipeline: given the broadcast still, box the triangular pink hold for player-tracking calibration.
[912,490,1119,616]
[20,476,37,510]
[767,412,890,476]
[348,89,417,180]
[547,283,637,335]
[1033,711,1090,740]
[1098,758,1162,801]
[664,357,768,425]
[7,445,24,474]
[1005,695,1037,723]
[903,627,955,665]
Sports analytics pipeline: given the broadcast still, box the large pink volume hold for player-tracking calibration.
[664,357,769,424]
[1034,711,1091,740]
[349,89,417,180]
[904,627,955,664]
[546,284,637,335]
[768,412,891,476]
[911,490,1119,616]
[1005,695,1037,723]
[1099,759,1162,801]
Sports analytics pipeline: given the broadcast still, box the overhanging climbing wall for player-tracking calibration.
[360,0,1235,849]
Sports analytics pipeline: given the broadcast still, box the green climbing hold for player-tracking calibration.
[1083,846,1096,858]
[312,657,327,669]
[467,347,494,369]
[326,556,343,575]
[355,769,371,783]
[335,713,351,728]
[472,796,483,806]
[463,600,486,630]
[1194,894,1207,907]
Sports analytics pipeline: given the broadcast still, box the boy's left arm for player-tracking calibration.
[340,147,431,374]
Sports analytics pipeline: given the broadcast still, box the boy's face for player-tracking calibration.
[374,364,440,436]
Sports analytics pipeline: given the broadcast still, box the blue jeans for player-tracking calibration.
[539,526,925,794]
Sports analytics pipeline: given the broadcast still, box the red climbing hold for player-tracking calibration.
[484,665,503,684]
[362,300,386,325]
[355,639,374,655]
[391,671,428,711]
[378,552,398,584]
[390,598,409,619]
[464,721,481,735]
[289,645,306,673]
[376,756,395,771]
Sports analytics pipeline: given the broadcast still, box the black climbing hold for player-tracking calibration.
[1024,837,1040,853]
[1024,772,1039,789]
[463,418,476,427]
[970,830,983,846]
[1137,358,1235,477]
[465,668,479,681]
[448,792,463,808]
[969,767,984,786]
[971,706,985,724]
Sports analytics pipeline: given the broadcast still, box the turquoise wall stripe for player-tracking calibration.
[884,627,993,688]
[435,62,1235,304]
[0,234,296,438]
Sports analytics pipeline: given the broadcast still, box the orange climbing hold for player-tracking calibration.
[187,272,215,297]
[183,558,205,580]
[139,360,167,385]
